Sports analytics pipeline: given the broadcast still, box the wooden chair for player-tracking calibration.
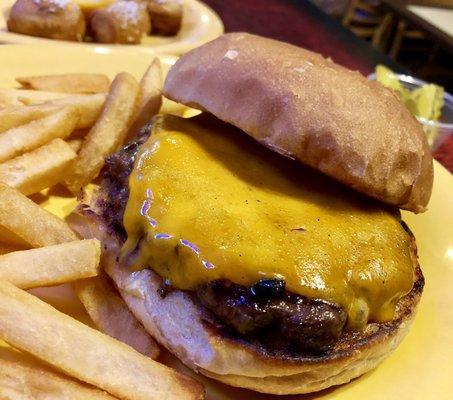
[342,0,393,51]
[388,19,433,60]
[342,0,381,27]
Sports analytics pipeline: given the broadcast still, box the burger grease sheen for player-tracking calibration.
[121,115,414,328]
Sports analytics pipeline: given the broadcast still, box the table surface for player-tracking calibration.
[202,0,452,172]
[409,5,453,37]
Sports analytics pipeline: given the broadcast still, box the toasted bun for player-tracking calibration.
[69,208,424,395]
[163,33,433,213]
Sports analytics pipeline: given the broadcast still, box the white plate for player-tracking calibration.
[0,0,224,55]
[0,45,452,400]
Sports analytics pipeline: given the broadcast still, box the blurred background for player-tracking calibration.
[202,0,453,170]
[311,0,452,92]
[1,0,452,170]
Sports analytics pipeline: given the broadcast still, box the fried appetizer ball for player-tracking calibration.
[146,0,182,35]
[7,0,86,41]
[89,0,151,44]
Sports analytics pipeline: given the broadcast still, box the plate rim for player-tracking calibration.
[0,0,224,55]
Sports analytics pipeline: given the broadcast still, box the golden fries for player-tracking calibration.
[0,183,77,246]
[74,273,159,358]
[0,88,70,105]
[0,106,79,163]
[17,73,111,94]
[0,241,25,255]
[0,138,76,195]
[0,104,57,134]
[129,58,163,136]
[0,62,207,399]
[67,138,83,153]
[0,281,205,400]
[0,239,100,289]
[46,93,106,129]
[0,357,118,400]
[0,96,103,133]
[65,73,139,194]
[0,225,30,247]
[0,90,22,107]
[68,212,160,358]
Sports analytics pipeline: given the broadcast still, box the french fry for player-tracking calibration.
[128,58,163,137]
[67,212,160,358]
[0,182,77,247]
[0,357,118,400]
[46,93,106,129]
[17,73,111,94]
[0,88,70,105]
[161,97,196,117]
[0,97,101,133]
[74,273,159,358]
[0,241,25,255]
[67,138,84,153]
[0,104,57,133]
[0,90,22,107]
[0,106,79,163]
[0,281,205,400]
[0,138,76,195]
[0,225,30,247]
[6,94,106,131]
[65,72,139,194]
[0,239,100,289]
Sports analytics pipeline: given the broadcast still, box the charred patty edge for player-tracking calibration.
[207,264,424,363]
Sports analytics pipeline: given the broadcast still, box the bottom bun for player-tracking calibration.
[69,209,424,395]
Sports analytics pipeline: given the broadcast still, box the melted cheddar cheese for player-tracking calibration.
[122,115,415,328]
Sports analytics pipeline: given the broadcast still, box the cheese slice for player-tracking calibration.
[122,115,415,327]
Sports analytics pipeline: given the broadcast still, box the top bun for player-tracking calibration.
[164,33,433,213]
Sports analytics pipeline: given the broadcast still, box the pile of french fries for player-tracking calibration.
[0,64,205,399]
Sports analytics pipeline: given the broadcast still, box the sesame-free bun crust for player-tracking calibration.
[163,33,433,213]
[70,209,424,395]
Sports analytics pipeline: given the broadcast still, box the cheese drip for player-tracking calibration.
[122,115,415,327]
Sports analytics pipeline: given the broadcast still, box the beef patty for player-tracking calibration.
[197,279,346,353]
[97,121,347,354]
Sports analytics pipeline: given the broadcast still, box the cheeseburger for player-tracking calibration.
[72,33,433,394]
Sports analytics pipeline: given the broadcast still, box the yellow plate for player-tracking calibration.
[0,0,224,55]
[0,45,452,400]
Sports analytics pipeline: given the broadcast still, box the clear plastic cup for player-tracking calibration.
[368,73,453,150]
